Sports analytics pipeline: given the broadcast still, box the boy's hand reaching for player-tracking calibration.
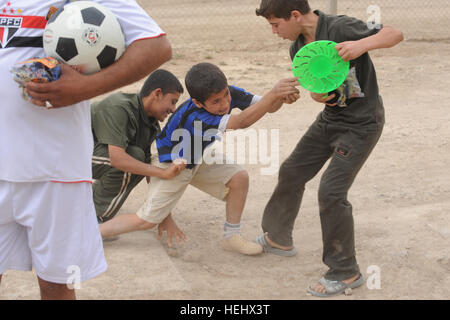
[157,213,186,248]
[310,92,338,106]
[283,93,301,104]
[271,78,300,100]
[160,159,187,179]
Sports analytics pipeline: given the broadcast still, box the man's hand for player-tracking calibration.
[335,41,368,61]
[157,214,186,248]
[26,64,90,108]
[310,92,338,106]
[25,36,172,108]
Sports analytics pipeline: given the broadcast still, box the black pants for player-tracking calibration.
[262,113,383,281]
[92,144,149,223]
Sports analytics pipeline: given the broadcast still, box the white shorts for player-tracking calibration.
[0,181,107,284]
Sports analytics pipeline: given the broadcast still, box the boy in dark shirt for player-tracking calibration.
[255,0,403,297]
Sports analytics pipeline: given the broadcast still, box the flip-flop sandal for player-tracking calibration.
[256,234,297,257]
[307,273,365,297]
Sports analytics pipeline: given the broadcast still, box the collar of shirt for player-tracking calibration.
[296,10,326,47]
[137,95,160,133]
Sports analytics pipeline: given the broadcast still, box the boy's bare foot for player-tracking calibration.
[265,233,294,251]
[307,274,364,297]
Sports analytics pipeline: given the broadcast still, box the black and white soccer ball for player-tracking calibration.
[43,1,125,74]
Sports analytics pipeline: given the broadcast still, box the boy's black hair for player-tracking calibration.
[255,0,311,19]
[185,63,228,104]
[140,69,184,98]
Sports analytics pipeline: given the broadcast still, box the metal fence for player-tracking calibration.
[138,0,450,48]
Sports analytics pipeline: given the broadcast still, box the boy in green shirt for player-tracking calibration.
[91,70,187,244]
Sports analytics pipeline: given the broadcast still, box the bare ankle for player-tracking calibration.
[265,233,293,250]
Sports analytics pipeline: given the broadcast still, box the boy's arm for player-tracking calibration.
[226,78,299,130]
[108,145,185,179]
[335,26,404,61]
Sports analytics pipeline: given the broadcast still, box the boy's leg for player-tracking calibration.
[101,159,193,239]
[316,124,383,285]
[261,118,333,248]
[99,213,157,238]
[224,170,249,224]
[190,160,248,223]
[92,144,147,223]
[190,160,262,255]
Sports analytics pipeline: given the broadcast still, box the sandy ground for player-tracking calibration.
[1,1,450,301]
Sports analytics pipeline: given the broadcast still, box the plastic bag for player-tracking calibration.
[328,67,365,107]
[10,57,61,101]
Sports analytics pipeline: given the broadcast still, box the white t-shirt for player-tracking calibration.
[0,0,165,182]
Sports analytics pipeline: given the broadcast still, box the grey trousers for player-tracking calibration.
[92,144,149,223]
[262,114,383,281]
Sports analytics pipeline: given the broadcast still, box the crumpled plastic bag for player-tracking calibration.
[10,57,61,101]
[328,67,365,107]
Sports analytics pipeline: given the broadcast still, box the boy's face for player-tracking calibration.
[143,89,181,122]
[267,14,300,41]
[194,87,231,116]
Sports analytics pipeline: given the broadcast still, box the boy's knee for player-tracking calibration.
[318,184,348,209]
[227,170,249,189]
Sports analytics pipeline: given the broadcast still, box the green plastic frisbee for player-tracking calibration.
[292,40,350,93]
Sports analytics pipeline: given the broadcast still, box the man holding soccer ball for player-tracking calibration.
[0,0,172,300]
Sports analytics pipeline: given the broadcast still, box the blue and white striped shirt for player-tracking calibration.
[157,85,258,168]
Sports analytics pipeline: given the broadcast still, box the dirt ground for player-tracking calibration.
[1,1,450,301]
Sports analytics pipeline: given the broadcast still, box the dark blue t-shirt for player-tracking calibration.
[157,85,255,168]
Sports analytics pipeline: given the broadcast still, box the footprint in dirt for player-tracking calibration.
[437,258,450,272]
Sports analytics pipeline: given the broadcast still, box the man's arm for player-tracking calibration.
[108,145,185,179]
[335,26,404,61]
[26,36,172,108]
[227,78,299,130]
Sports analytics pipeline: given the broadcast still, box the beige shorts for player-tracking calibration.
[137,154,244,223]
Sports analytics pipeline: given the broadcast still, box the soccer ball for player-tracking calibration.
[43,1,125,75]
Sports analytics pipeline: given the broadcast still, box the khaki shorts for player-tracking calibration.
[137,154,244,224]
